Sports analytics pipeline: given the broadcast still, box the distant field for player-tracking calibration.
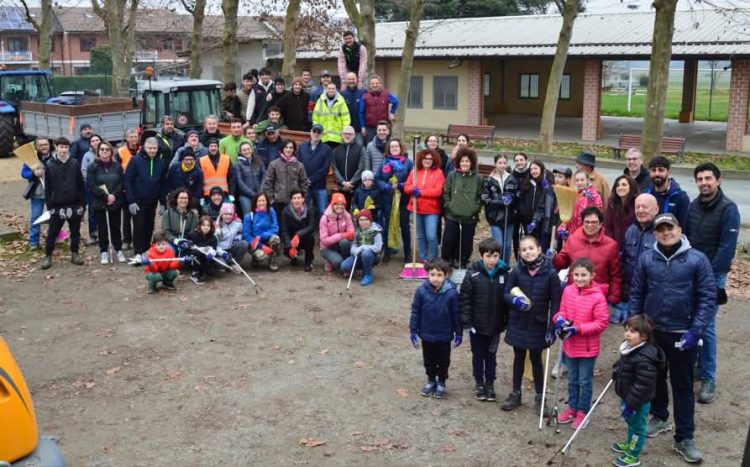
[601,86,729,121]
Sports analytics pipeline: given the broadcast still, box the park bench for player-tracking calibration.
[613,134,687,163]
[441,124,495,145]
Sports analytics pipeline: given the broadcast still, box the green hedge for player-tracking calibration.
[52,75,112,96]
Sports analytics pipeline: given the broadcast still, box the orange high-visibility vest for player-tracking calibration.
[200,154,231,196]
[117,146,134,171]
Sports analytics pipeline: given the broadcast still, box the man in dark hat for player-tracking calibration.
[172,130,208,166]
[576,151,610,205]
[310,70,332,105]
[70,123,93,164]
[166,146,204,203]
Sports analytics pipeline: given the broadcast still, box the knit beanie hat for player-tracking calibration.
[358,209,373,221]
[210,186,224,197]
[330,192,347,207]
[219,203,235,216]
[361,170,374,181]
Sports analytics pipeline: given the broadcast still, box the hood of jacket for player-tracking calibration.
[652,234,691,261]
[421,278,456,296]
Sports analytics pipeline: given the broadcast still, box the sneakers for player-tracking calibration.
[557,407,576,424]
[100,252,109,264]
[535,394,550,417]
[190,273,205,285]
[116,251,127,263]
[360,274,373,286]
[162,281,176,290]
[611,442,631,454]
[40,256,52,270]
[268,257,279,272]
[646,417,673,438]
[433,382,447,399]
[474,384,488,401]
[324,260,333,273]
[672,439,703,464]
[500,391,521,411]
[485,384,496,402]
[698,379,716,404]
[571,410,588,430]
[304,263,314,272]
[130,253,143,266]
[70,252,84,265]
[122,242,132,251]
[612,453,641,466]
[420,380,437,397]
[147,283,157,294]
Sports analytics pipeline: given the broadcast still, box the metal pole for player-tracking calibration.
[627,65,633,112]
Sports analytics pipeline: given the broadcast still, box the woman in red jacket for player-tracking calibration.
[604,175,638,250]
[404,149,445,262]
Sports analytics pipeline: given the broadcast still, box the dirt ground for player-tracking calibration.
[0,169,748,466]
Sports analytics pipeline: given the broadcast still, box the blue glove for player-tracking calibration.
[545,248,556,258]
[620,402,635,419]
[502,194,513,205]
[181,255,194,264]
[207,252,215,261]
[526,222,536,234]
[554,317,568,331]
[397,182,404,191]
[544,327,557,346]
[383,183,393,194]
[557,229,569,240]
[221,251,231,261]
[412,187,421,197]
[410,333,419,348]
[453,334,463,348]
[583,189,594,201]
[562,325,578,338]
[178,239,192,250]
[678,331,700,351]
[541,178,549,189]
[141,257,151,266]
[512,296,530,311]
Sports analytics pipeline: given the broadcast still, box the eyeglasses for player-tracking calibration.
[99,148,111,152]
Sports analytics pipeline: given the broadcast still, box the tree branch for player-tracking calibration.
[17,0,40,30]
[342,0,361,29]
[180,0,195,15]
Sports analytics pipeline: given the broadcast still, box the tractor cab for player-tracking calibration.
[0,70,52,108]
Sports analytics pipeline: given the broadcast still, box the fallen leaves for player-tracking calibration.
[395,388,408,398]
[727,261,750,302]
[360,440,409,453]
[299,438,327,448]
[439,443,456,453]
[353,360,374,369]
[165,370,183,381]
[105,366,121,376]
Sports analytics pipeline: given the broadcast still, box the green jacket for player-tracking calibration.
[161,207,199,243]
[443,170,482,224]
[312,93,351,144]
[254,118,287,141]
[218,135,250,165]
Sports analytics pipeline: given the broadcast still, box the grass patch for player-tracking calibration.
[601,87,730,122]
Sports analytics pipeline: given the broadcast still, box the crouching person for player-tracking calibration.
[341,209,382,286]
[215,203,248,271]
[243,193,281,272]
[142,232,191,293]
[280,189,316,271]
[187,215,219,284]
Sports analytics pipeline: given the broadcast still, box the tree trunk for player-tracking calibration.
[343,0,376,80]
[391,0,424,140]
[641,0,678,163]
[281,0,301,83]
[539,0,578,153]
[20,0,53,70]
[92,0,138,97]
[189,0,206,79]
[221,0,239,85]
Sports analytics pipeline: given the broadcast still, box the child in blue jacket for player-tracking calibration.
[409,258,462,399]
[243,192,281,272]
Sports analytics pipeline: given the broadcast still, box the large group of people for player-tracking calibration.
[18,33,741,464]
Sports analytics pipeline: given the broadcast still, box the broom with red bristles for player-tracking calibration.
[400,136,428,281]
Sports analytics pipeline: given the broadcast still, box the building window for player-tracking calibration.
[408,75,423,109]
[433,76,458,110]
[80,37,96,52]
[519,73,539,99]
[7,37,28,51]
[559,73,571,100]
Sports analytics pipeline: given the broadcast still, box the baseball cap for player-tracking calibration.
[653,213,679,228]
[321,70,332,77]
[311,124,323,133]
[265,125,277,133]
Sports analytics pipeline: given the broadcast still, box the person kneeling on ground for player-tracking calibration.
[201,186,233,220]
[280,189,316,271]
[215,203,248,272]
[243,193,281,272]
[341,209,382,286]
[319,192,355,273]
[187,215,219,284]
[142,231,192,294]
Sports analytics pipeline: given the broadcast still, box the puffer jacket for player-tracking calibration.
[504,256,562,350]
[553,228,622,304]
[87,160,124,211]
[567,186,603,235]
[242,209,279,243]
[443,170,482,224]
[143,245,181,273]
[553,282,609,358]
[628,237,717,335]
[375,154,413,195]
[263,156,310,205]
[350,222,383,258]
[481,172,519,227]
[621,221,655,297]
[404,167,445,215]
[460,260,511,336]
[215,218,244,250]
[235,156,265,200]
[166,163,204,203]
[161,208,198,243]
[280,203,316,249]
[645,179,690,227]
[409,280,461,343]
[516,179,548,227]
[124,152,167,205]
[319,205,354,249]
[613,341,666,410]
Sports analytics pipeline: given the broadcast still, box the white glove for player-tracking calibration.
[128,203,139,216]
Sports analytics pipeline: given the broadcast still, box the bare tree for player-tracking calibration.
[281,0,301,82]
[222,0,239,84]
[180,0,207,79]
[91,0,139,97]
[17,0,54,70]
[391,0,425,140]
[342,0,376,79]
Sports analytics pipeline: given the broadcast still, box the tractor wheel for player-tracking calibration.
[0,114,16,157]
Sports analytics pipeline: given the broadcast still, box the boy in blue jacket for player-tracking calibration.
[409,258,462,399]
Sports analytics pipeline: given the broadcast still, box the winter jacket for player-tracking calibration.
[685,189,740,275]
[242,209,279,243]
[199,130,225,148]
[341,86,364,131]
[298,141,333,190]
[613,341,665,411]
[235,156,265,200]
[409,280,461,343]
[166,163,204,203]
[124,152,167,205]
[621,221,656,299]
[504,257,562,350]
[21,158,48,200]
[312,92,351,144]
[70,136,91,164]
[365,137,388,174]
[628,236,717,336]
[171,143,209,167]
[553,228,622,304]
[375,155,413,196]
[319,205,354,249]
[351,185,381,221]
[218,135,251,165]
[567,186,603,235]
[143,245,180,274]
[80,149,96,181]
[553,282,609,358]
[460,260,511,336]
[215,219,244,250]
[276,90,311,132]
[87,160,124,212]
[256,137,286,168]
[187,230,218,249]
[645,179,690,227]
[350,222,384,258]
[624,165,651,193]
[45,155,85,209]
[404,167,445,215]
[280,203,316,249]
[481,172,519,227]
[161,208,198,243]
[443,170,482,224]
[604,203,636,250]
[332,142,367,187]
[359,90,399,128]
[516,179,548,227]
[156,131,185,161]
[263,156,310,205]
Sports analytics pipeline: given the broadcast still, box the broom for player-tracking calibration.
[553,185,577,249]
[400,139,427,280]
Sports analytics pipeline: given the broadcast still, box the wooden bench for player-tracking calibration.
[441,124,495,145]
[613,134,687,162]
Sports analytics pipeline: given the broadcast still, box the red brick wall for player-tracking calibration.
[726,59,750,152]
[581,59,601,141]
[467,60,483,125]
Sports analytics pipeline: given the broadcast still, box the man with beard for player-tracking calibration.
[276,77,310,132]
[156,115,185,161]
[70,123,92,164]
[338,30,367,89]
[645,156,690,227]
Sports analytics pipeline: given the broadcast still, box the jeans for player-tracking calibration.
[564,354,596,412]
[29,197,45,247]
[697,272,725,383]
[623,400,650,457]
[422,341,452,381]
[489,223,513,263]
[320,239,352,269]
[341,248,375,276]
[416,213,440,261]
[238,195,253,218]
[471,333,499,385]
[307,188,329,221]
[651,330,697,442]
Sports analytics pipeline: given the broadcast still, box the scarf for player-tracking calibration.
[521,254,545,273]
[374,137,386,153]
[619,340,646,356]
[181,162,194,173]
[279,152,297,163]
[293,204,306,218]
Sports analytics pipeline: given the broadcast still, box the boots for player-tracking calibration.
[268,255,279,272]
[71,252,84,265]
[40,256,52,270]
[501,391,521,411]
[535,394,550,417]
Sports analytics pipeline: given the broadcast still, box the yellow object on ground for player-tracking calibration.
[0,336,38,463]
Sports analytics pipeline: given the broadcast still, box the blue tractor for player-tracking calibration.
[0,70,53,157]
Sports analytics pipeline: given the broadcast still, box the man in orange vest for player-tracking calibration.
[117,128,140,250]
[199,138,235,202]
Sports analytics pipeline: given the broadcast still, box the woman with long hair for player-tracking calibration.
[236,141,266,217]
[481,153,519,262]
[604,175,638,249]
[161,187,199,254]
[404,148,445,262]
[87,141,126,263]
[516,160,555,251]
[375,138,413,263]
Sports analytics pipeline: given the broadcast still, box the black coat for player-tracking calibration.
[460,260,511,336]
[87,161,124,211]
[504,257,561,350]
[279,203,316,249]
[481,173,519,227]
[613,342,665,410]
[45,156,85,209]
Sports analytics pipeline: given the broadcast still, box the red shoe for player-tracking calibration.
[557,407,576,424]
[571,410,588,430]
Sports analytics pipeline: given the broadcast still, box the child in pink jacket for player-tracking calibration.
[553,257,609,430]
[561,170,603,236]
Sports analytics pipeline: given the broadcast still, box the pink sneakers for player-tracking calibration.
[557,407,576,424]
[324,261,333,273]
[571,410,588,429]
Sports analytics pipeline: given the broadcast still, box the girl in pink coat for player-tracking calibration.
[562,170,603,236]
[552,257,609,430]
